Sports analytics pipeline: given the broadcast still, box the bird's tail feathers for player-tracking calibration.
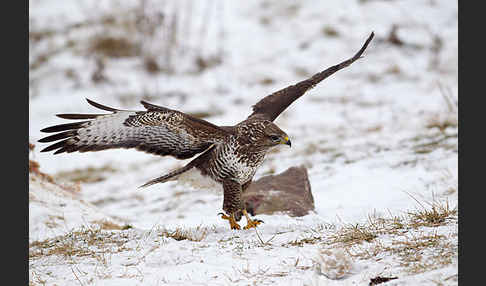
[139,144,215,189]
[139,164,194,189]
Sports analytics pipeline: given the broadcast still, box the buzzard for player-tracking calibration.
[39,32,374,230]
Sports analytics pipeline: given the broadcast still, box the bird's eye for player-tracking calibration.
[269,135,280,142]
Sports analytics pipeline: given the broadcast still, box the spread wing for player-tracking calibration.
[248,32,374,122]
[38,99,230,159]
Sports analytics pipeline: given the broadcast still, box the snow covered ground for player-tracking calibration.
[29,0,458,285]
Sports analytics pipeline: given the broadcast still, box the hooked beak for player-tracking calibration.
[282,136,291,147]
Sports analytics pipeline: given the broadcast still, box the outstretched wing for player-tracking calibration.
[248,32,374,122]
[38,99,230,159]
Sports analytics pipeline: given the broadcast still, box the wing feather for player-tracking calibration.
[56,113,104,120]
[248,32,374,121]
[38,99,230,159]
[40,121,90,133]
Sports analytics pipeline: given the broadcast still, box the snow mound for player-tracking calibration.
[314,247,355,280]
[29,171,128,243]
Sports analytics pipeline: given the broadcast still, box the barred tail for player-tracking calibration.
[139,144,216,189]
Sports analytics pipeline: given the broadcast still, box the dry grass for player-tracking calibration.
[426,115,457,132]
[89,36,141,58]
[287,235,323,247]
[158,225,209,242]
[417,82,458,154]
[408,201,457,228]
[329,198,458,275]
[282,224,335,247]
[381,231,457,274]
[29,226,132,261]
[328,223,378,245]
[91,219,132,230]
[276,197,457,276]
[405,194,457,228]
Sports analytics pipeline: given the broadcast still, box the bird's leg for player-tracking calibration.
[242,209,263,230]
[219,212,241,230]
[221,179,244,230]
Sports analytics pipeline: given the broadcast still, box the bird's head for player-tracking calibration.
[262,122,291,148]
[236,120,291,148]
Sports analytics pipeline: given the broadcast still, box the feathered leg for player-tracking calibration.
[219,180,263,230]
[220,179,243,230]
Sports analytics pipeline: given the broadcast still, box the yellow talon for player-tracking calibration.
[219,213,241,230]
[242,209,263,230]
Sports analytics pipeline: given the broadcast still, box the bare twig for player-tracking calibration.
[437,81,458,113]
[71,267,85,286]
[254,228,278,246]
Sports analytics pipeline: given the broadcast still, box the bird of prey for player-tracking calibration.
[39,32,374,230]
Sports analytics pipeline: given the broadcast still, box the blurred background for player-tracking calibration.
[29,0,457,133]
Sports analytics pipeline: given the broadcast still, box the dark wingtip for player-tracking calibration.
[140,100,171,112]
[352,31,374,61]
[86,98,119,112]
[138,180,157,189]
[38,131,75,143]
[56,113,102,120]
[40,121,88,133]
[365,31,375,48]
[138,176,163,188]
[39,139,70,153]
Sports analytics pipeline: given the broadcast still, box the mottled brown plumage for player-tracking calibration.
[39,32,374,230]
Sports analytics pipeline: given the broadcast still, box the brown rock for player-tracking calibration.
[242,166,314,217]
